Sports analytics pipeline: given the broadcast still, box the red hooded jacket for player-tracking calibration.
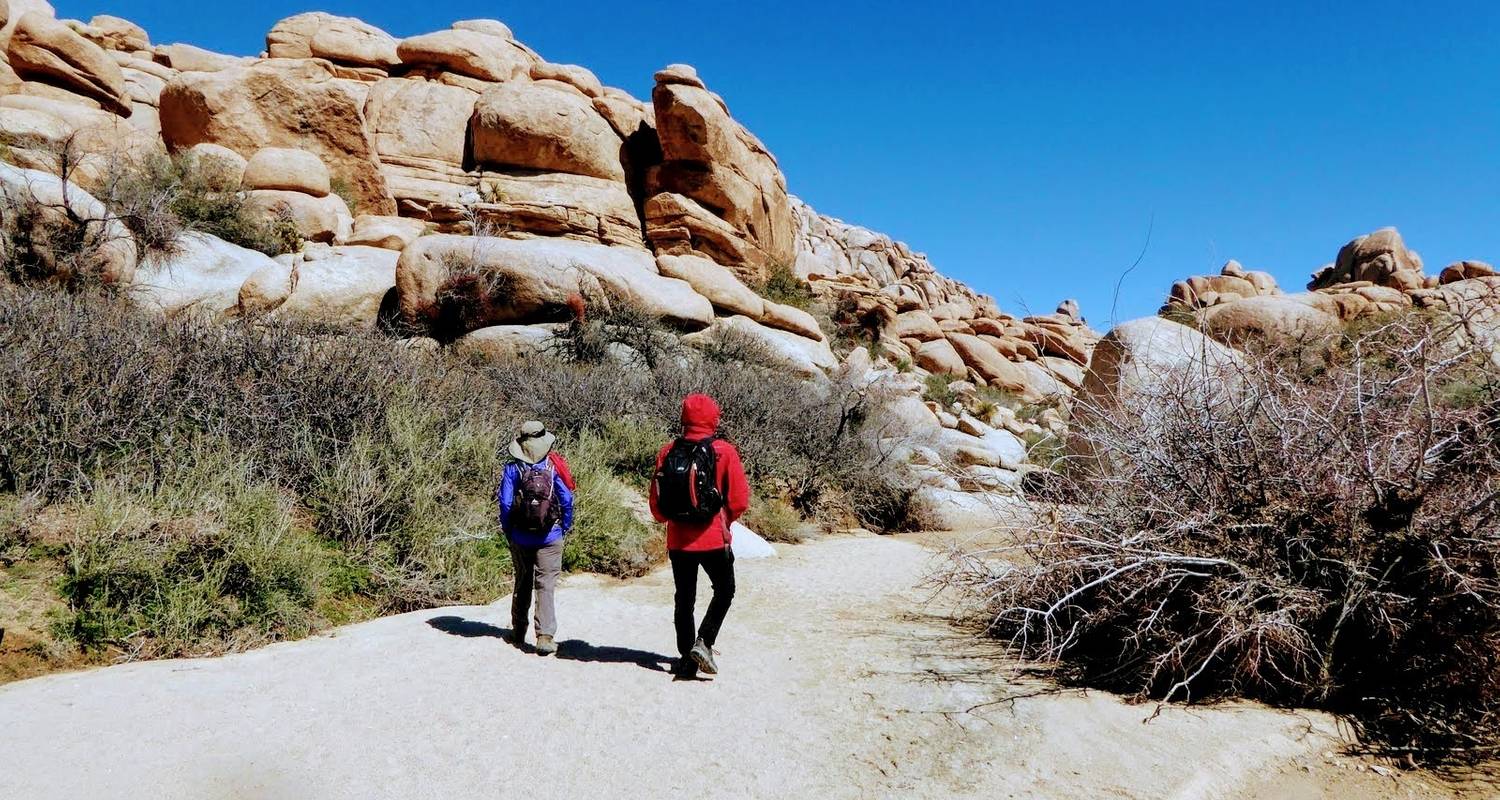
[649,394,751,552]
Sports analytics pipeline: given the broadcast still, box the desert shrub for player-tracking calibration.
[550,291,678,369]
[0,277,920,662]
[946,310,1500,764]
[56,474,328,656]
[692,322,777,368]
[921,372,961,407]
[743,495,812,543]
[0,185,123,291]
[329,175,359,216]
[756,261,814,310]
[91,152,302,258]
[561,433,664,577]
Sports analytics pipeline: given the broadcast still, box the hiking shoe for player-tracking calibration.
[689,638,717,675]
[672,658,699,679]
[535,635,557,656]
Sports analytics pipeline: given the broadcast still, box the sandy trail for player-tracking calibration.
[0,534,1469,799]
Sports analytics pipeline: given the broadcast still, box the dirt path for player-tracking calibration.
[0,534,1473,799]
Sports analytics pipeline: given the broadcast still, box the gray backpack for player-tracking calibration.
[512,461,560,533]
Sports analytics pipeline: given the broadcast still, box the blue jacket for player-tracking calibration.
[497,460,575,547]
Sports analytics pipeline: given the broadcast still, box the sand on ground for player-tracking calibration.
[0,534,1478,799]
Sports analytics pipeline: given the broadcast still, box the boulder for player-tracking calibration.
[77,15,148,52]
[347,214,427,250]
[530,62,603,97]
[759,301,823,341]
[396,28,533,82]
[0,161,135,283]
[681,315,836,378]
[470,81,625,182]
[182,142,245,189]
[451,19,514,40]
[131,232,277,314]
[647,71,794,284]
[0,104,69,150]
[159,58,395,214]
[1076,316,1243,417]
[7,12,128,114]
[396,235,713,335]
[265,12,400,69]
[461,171,643,247]
[894,310,943,341]
[269,244,398,327]
[656,253,764,318]
[958,465,1022,493]
[1200,294,1341,347]
[452,324,561,361]
[914,337,966,375]
[945,333,1036,399]
[654,63,705,89]
[940,425,1027,471]
[1440,260,1496,285]
[364,78,475,166]
[914,487,1014,531]
[244,189,351,243]
[154,43,245,73]
[242,147,331,196]
[1311,227,1426,292]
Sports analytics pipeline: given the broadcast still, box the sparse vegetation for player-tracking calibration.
[947,310,1500,765]
[756,261,815,310]
[744,495,813,543]
[921,372,961,408]
[100,152,304,257]
[0,280,918,675]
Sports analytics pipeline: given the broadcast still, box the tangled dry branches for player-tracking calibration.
[948,305,1500,764]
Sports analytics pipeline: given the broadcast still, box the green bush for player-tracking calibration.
[921,372,961,407]
[743,495,811,543]
[0,283,919,665]
[94,153,304,258]
[561,433,663,578]
[755,262,814,310]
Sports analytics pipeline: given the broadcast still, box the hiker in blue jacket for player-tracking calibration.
[497,420,575,656]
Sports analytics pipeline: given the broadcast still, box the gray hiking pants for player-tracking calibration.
[508,539,563,638]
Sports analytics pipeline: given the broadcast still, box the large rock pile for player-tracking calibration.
[0,6,1095,504]
[1159,227,1495,349]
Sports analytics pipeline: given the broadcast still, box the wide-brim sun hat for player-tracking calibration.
[508,420,556,464]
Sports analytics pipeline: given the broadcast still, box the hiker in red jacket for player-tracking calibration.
[649,394,751,678]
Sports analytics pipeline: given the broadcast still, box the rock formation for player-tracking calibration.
[0,5,1102,502]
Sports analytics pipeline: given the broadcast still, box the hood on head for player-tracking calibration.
[681,393,720,439]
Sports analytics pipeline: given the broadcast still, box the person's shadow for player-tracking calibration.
[426,615,677,675]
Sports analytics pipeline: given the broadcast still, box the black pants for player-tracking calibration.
[669,548,736,658]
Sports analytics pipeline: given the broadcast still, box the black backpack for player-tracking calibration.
[654,437,724,523]
[511,461,561,533]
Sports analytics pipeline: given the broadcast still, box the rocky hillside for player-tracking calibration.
[0,3,1099,507]
[1159,226,1498,351]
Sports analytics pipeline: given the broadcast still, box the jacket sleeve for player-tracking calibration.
[647,444,670,523]
[718,442,751,524]
[556,470,575,533]
[549,452,577,492]
[497,464,515,535]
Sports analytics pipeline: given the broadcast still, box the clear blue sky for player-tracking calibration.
[55,0,1500,326]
